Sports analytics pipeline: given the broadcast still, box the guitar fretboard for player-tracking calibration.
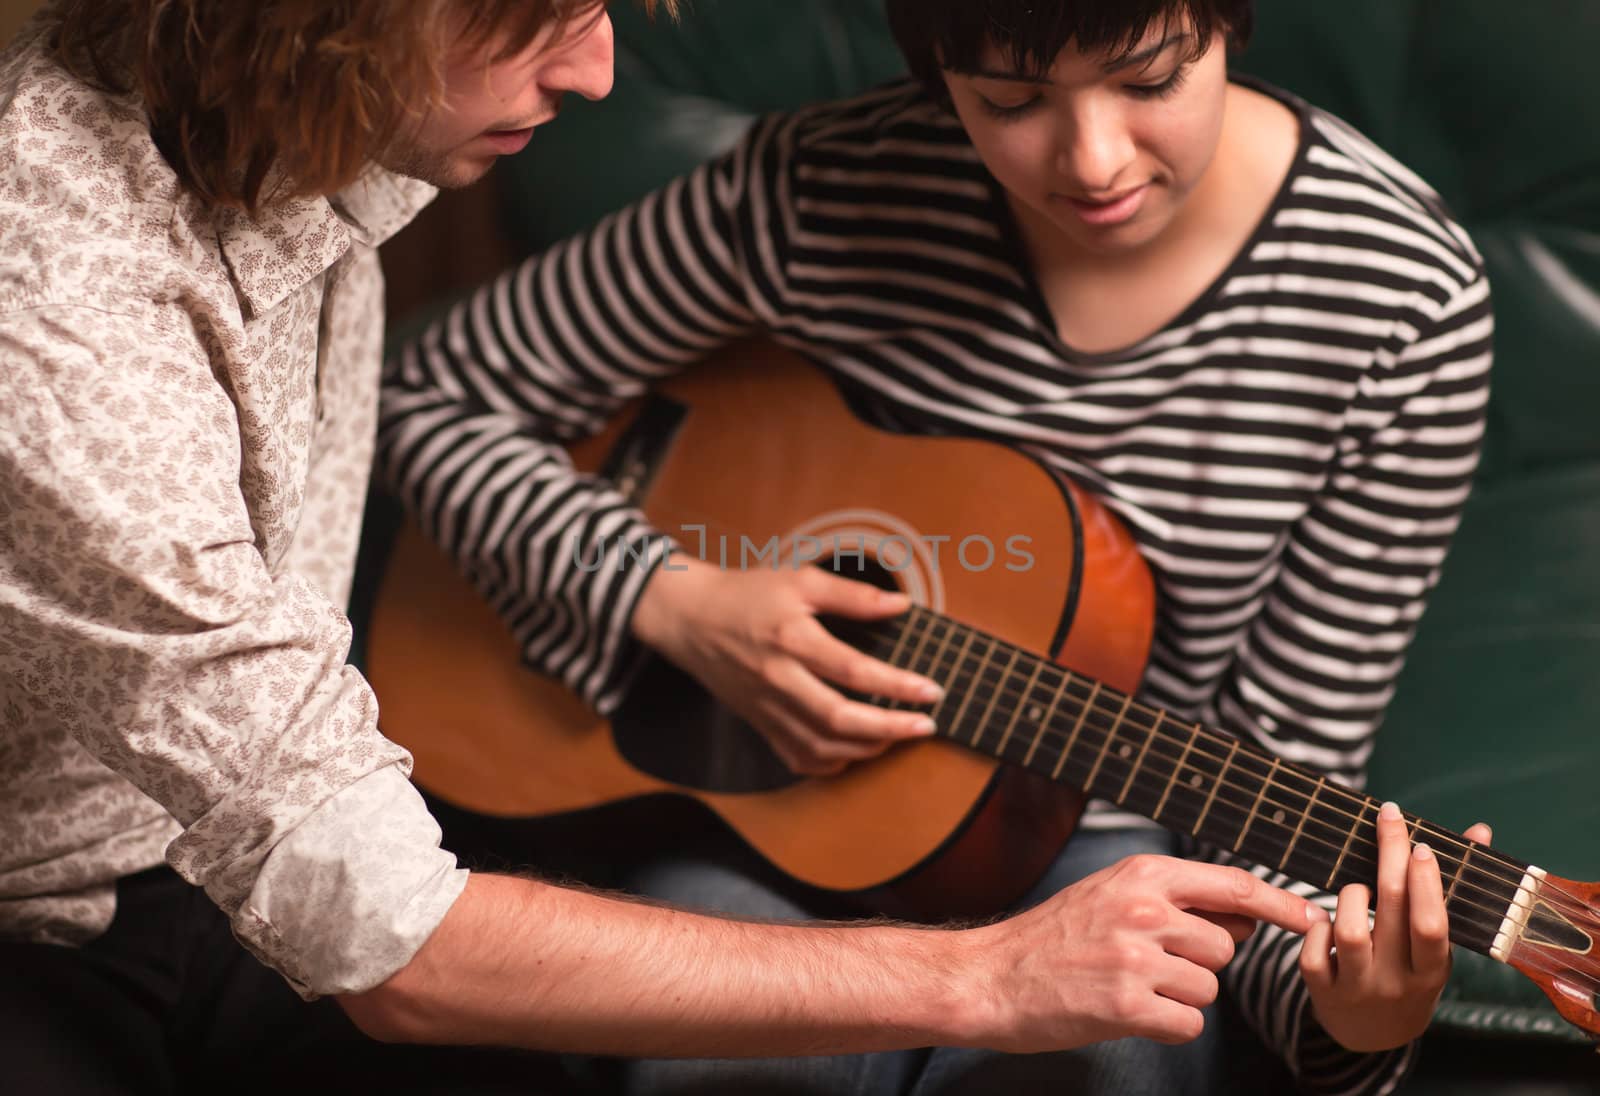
[836,606,1526,959]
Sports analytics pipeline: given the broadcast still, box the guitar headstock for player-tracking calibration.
[1502,872,1600,1042]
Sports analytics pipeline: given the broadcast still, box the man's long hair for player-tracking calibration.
[52,0,662,211]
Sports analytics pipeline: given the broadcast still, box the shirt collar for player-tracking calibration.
[216,168,436,318]
[332,168,438,250]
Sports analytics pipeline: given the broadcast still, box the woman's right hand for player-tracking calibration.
[629,553,944,775]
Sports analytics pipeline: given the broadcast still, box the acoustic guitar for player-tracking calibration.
[367,341,1600,1041]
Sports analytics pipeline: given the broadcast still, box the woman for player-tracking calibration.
[380,1,1493,1091]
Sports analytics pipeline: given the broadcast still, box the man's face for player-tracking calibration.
[941,23,1229,257]
[386,6,615,189]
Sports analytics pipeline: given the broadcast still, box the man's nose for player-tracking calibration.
[542,10,615,102]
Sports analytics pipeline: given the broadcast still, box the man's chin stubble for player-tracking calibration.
[381,146,494,190]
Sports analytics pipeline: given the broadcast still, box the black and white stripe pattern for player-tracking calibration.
[378,77,1491,1094]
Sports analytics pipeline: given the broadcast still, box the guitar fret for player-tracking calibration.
[1280,777,1323,872]
[919,618,957,715]
[908,608,940,684]
[1446,841,1474,908]
[1082,693,1135,795]
[969,646,1020,749]
[994,658,1045,758]
[1117,709,1163,805]
[834,610,1530,964]
[1234,757,1280,853]
[1328,799,1371,890]
[1023,670,1074,768]
[877,613,918,684]
[929,627,978,728]
[1191,737,1238,837]
[883,608,938,709]
[1152,721,1200,823]
[1050,681,1101,779]
[945,634,993,736]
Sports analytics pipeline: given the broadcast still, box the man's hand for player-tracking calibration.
[1300,800,1493,1051]
[630,554,942,774]
[966,855,1329,1051]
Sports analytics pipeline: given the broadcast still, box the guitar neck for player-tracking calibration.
[843,606,1528,960]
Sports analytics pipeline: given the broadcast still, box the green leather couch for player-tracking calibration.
[365,0,1600,1089]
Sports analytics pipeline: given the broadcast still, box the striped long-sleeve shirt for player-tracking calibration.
[378,77,1493,1094]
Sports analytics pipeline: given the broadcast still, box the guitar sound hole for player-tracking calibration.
[610,555,905,793]
[815,555,905,686]
[832,551,901,594]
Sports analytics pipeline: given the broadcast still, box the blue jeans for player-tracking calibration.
[619,827,1223,1096]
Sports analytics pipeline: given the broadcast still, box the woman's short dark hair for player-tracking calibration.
[885,0,1254,99]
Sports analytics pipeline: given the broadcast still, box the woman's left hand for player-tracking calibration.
[1300,800,1493,1052]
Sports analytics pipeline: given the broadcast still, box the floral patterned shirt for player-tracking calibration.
[0,15,467,997]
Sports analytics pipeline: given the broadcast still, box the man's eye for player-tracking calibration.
[979,96,1041,120]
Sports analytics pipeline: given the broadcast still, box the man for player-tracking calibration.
[0,2,1328,1091]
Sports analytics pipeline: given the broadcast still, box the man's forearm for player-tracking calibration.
[340,872,994,1057]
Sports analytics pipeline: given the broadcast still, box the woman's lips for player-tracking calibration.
[1061,183,1150,226]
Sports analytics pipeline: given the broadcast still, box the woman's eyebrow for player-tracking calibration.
[963,33,1193,84]
[966,68,1052,85]
[1104,33,1192,73]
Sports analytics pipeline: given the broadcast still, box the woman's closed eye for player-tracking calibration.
[978,95,1041,120]
[1125,65,1190,100]
[977,63,1190,119]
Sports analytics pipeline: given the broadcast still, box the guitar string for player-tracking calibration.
[611,573,1599,982]
[874,603,1562,891]
[574,454,1598,1011]
[896,643,1591,942]
[864,605,1481,869]
[617,496,1577,913]
[884,608,1600,932]
[617,505,1594,932]
[866,616,1599,989]
[873,605,1598,922]
[895,657,1536,941]
[852,606,1598,929]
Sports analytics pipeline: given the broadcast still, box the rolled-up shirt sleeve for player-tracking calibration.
[0,304,467,997]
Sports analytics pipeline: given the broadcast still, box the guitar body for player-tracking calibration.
[368,342,1156,918]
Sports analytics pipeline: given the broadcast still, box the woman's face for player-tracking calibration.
[941,24,1230,258]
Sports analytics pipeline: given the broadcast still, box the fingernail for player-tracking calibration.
[881,589,909,607]
[918,681,945,704]
[1413,842,1433,862]
[1308,904,1330,924]
[913,716,937,735]
[1379,800,1401,821]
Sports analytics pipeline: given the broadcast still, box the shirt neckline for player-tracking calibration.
[980,74,1316,366]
